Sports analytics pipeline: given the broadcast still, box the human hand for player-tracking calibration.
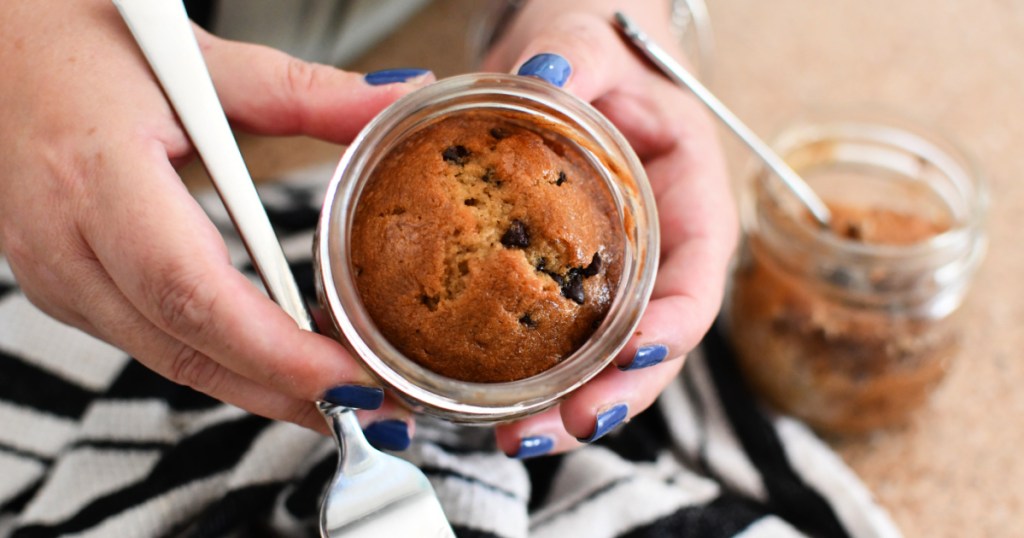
[0,0,433,440]
[481,0,738,457]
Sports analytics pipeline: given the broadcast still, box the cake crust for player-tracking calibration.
[350,111,624,383]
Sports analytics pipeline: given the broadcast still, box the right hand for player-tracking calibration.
[482,1,738,456]
[0,0,432,434]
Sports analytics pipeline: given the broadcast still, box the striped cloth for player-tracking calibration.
[0,166,900,538]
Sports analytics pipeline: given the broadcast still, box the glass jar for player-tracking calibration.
[315,73,659,424]
[724,112,988,435]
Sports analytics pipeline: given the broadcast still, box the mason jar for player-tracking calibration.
[724,112,988,435]
[315,73,659,423]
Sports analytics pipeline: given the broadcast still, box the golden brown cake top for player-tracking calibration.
[350,110,624,383]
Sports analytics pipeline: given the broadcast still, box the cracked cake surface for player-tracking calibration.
[350,110,624,383]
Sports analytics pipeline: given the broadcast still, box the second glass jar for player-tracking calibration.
[724,113,987,435]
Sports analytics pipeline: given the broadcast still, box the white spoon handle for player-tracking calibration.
[112,0,315,331]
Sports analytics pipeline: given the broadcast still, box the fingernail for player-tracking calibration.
[364,68,432,86]
[621,344,669,371]
[516,53,572,87]
[513,435,555,460]
[322,385,384,410]
[363,420,411,451]
[577,403,629,443]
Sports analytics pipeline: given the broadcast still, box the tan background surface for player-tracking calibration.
[180,1,1024,535]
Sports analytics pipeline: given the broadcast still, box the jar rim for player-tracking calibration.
[315,73,659,422]
[739,112,988,313]
[743,116,988,265]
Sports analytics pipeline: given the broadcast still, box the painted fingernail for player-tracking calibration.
[364,68,431,86]
[621,344,669,371]
[322,385,384,410]
[516,53,572,87]
[513,435,555,460]
[363,420,411,451]
[577,403,629,443]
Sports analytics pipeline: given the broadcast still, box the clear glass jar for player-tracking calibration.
[724,112,988,435]
[315,73,659,424]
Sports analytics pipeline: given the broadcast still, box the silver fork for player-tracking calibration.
[111,1,454,535]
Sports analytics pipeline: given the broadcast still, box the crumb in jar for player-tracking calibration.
[729,201,958,434]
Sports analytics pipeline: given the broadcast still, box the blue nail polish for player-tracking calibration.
[364,68,431,86]
[621,344,669,371]
[322,385,384,410]
[577,403,629,443]
[363,420,411,451]
[514,435,554,460]
[516,53,572,87]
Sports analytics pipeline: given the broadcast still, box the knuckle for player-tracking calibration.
[168,344,225,394]
[549,13,613,61]
[283,58,330,98]
[154,268,219,339]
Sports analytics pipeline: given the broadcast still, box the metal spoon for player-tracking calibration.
[110,1,453,535]
[613,11,832,228]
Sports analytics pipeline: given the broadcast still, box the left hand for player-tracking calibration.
[481,0,738,457]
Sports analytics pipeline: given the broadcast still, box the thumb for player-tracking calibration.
[194,26,434,143]
[510,13,639,102]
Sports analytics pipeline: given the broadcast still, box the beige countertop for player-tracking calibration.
[180,1,1023,535]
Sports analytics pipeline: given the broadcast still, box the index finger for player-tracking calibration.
[82,139,376,403]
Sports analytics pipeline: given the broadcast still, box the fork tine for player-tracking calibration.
[320,406,454,537]
[322,478,453,537]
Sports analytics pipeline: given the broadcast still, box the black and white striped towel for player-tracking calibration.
[0,165,900,537]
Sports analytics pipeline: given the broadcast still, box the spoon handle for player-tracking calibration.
[112,0,315,331]
[613,12,832,228]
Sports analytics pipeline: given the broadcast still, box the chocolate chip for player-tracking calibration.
[464,198,478,206]
[490,127,510,140]
[519,314,537,328]
[556,171,567,186]
[555,256,601,305]
[581,253,602,277]
[825,266,856,287]
[561,271,585,304]
[536,258,584,302]
[501,219,530,248]
[442,145,470,165]
[482,168,502,186]
[420,294,440,311]
[843,222,863,241]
